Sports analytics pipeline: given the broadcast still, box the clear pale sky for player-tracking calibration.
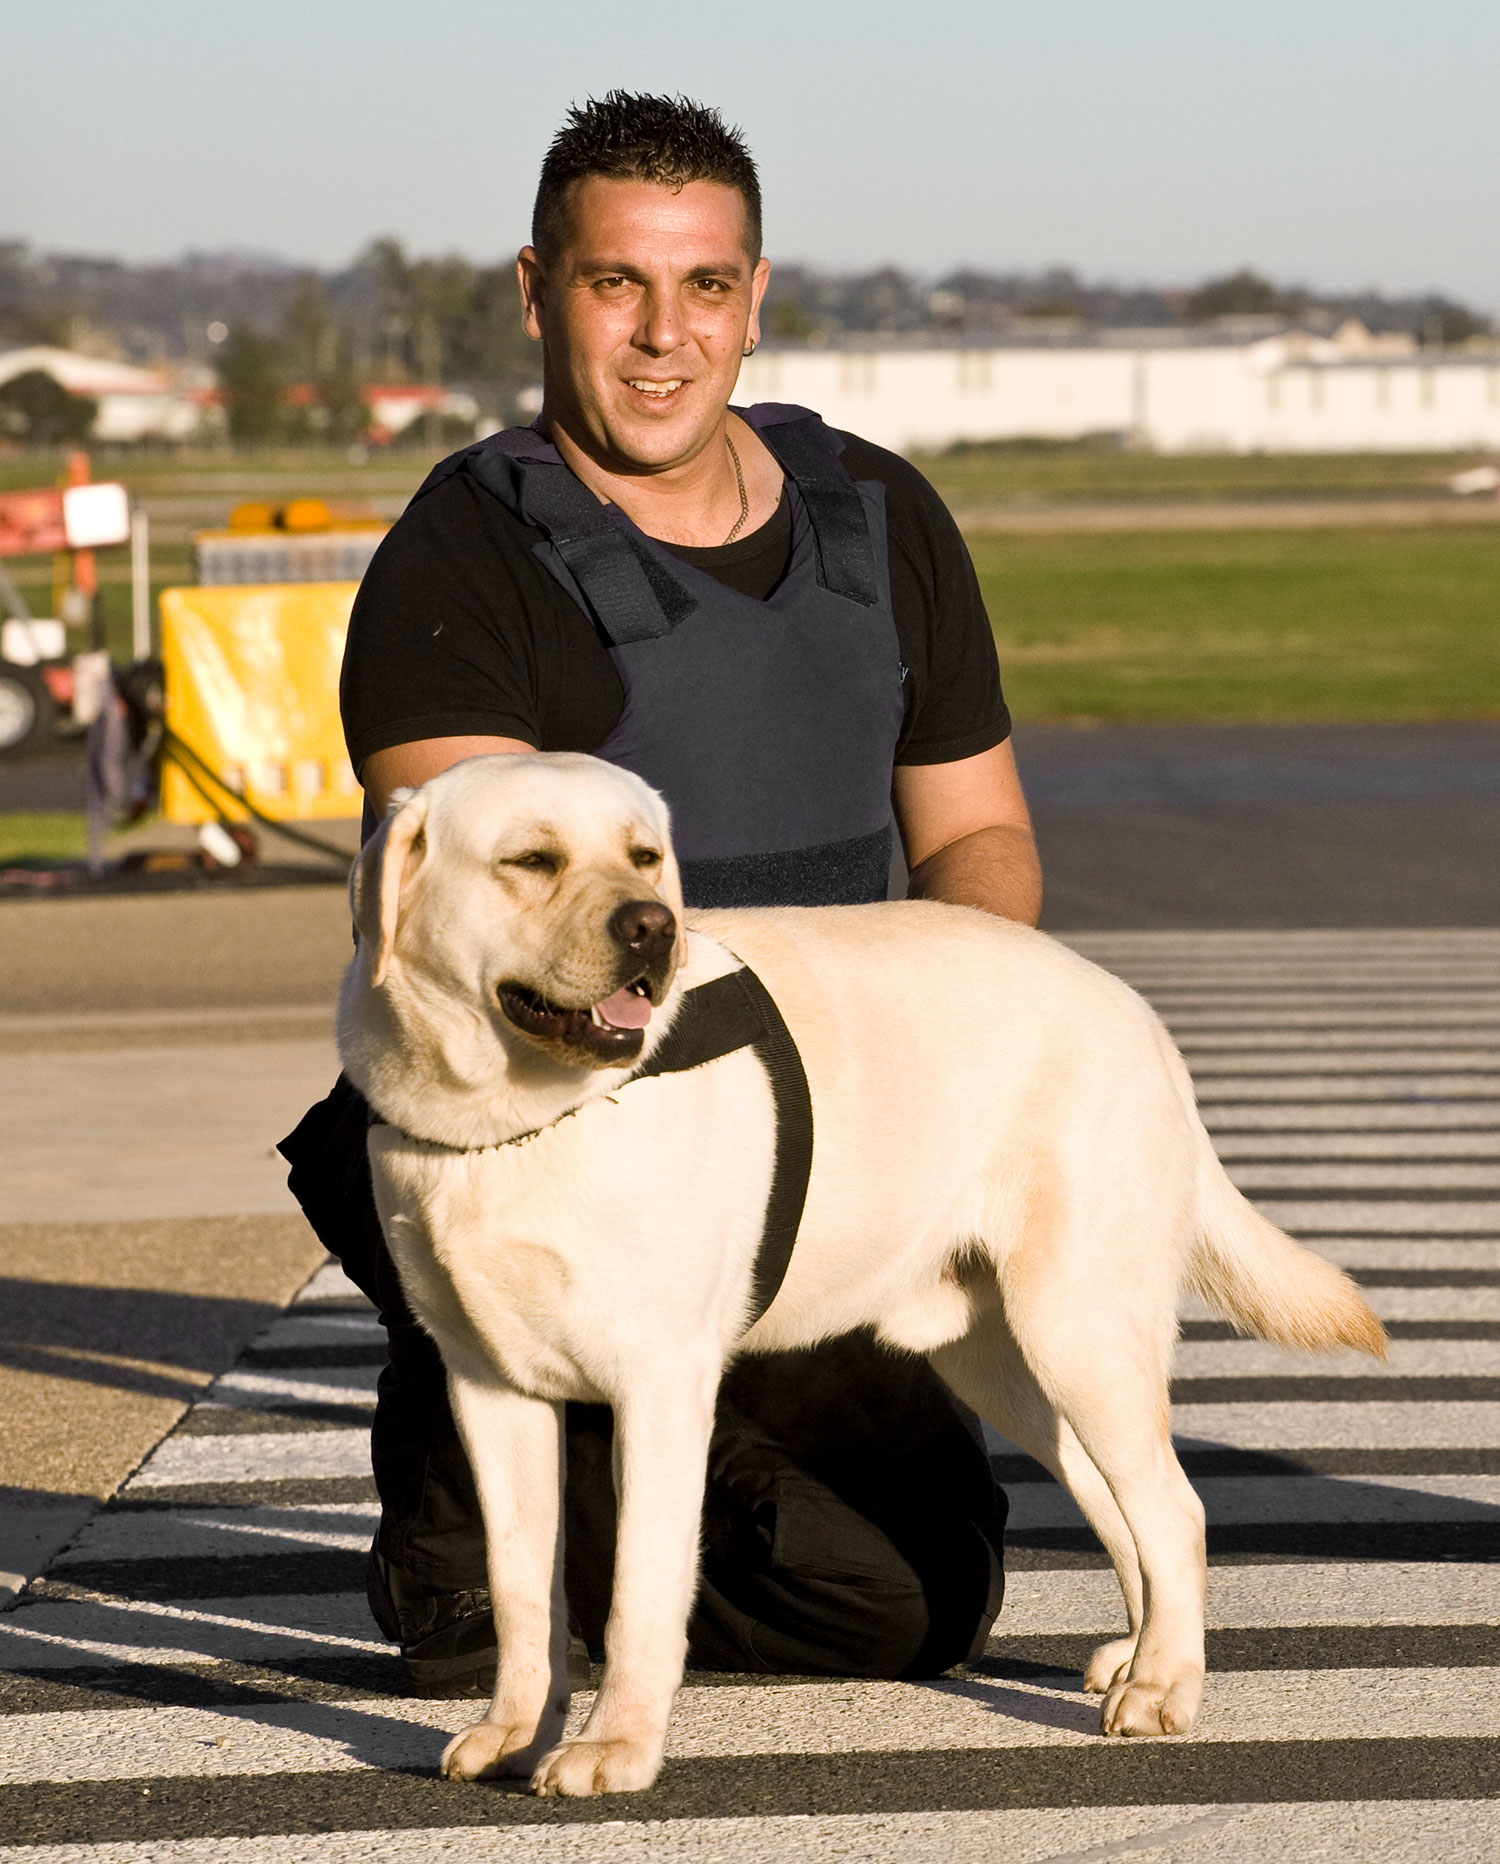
[6,0,1498,308]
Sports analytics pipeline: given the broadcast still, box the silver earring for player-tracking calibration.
[742,340,758,358]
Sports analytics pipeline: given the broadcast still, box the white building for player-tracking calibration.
[0,346,206,442]
[733,322,1500,454]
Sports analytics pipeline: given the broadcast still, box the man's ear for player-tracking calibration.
[350,789,431,987]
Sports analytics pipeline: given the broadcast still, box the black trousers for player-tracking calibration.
[281,1078,1006,1679]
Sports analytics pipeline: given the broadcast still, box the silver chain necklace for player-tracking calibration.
[722,431,750,544]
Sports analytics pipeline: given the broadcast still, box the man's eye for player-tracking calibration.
[630,847,662,869]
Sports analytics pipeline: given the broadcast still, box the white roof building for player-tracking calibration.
[0,346,205,442]
[734,322,1500,454]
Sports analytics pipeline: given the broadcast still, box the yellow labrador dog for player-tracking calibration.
[339,751,1385,1798]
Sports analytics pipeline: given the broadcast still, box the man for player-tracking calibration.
[284,92,1041,1697]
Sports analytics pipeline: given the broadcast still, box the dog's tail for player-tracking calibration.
[1187,1165,1386,1357]
[1162,1039,1387,1359]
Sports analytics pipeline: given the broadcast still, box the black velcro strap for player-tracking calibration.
[467,447,697,646]
[755,416,879,608]
[636,965,813,1329]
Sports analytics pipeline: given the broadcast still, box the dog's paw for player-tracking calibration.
[530,1736,662,1797]
[441,1718,549,1782]
[1100,1668,1203,1738]
[1083,1635,1137,1694]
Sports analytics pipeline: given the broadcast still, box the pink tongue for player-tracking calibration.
[595,986,653,1030]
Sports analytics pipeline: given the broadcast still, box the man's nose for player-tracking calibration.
[636,286,683,356]
[608,899,677,963]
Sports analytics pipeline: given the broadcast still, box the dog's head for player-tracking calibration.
[350,753,685,1074]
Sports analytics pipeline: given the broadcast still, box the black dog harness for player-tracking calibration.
[371,964,813,1330]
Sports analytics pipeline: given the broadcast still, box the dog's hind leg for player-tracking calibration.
[985,1269,1206,1738]
[439,1375,570,1783]
[929,1308,1145,1694]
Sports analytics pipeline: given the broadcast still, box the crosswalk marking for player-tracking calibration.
[2,928,1497,1856]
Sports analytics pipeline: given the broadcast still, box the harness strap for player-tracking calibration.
[369,964,813,1331]
[634,966,813,1327]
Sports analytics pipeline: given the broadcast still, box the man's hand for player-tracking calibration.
[893,740,1043,927]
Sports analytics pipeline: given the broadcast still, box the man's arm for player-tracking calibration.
[362,735,534,817]
[893,739,1043,927]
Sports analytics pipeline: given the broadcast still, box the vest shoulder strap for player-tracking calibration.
[416,427,696,647]
[416,407,879,641]
[741,404,880,608]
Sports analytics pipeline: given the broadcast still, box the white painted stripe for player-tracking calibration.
[1203,1102,1500,1130]
[1230,1163,1500,1190]
[1180,1033,1500,1057]
[1159,1004,1500,1025]
[998,1560,1500,1634]
[2,1669,1497,1786]
[1169,1404,1500,1448]
[1185,1049,1500,1073]
[294,1261,368,1306]
[1005,1473,1500,1532]
[0,1593,383,1669]
[1307,1239,1500,1268]
[204,1369,377,1410]
[123,1431,371,1490]
[253,1313,383,1349]
[0,1804,1490,1864]
[1215,1132,1500,1159]
[1187,1284,1500,1322]
[51,1505,380,1565]
[1196,1078,1500,1104]
[1250,1200,1500,1234]
[1171,1338,1498,1378]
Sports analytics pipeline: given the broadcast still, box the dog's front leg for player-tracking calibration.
[439,1374,569,1783]
[530,1367,717,1797]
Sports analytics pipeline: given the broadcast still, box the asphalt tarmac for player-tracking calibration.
[1017,722,1500,931]
[4,721,1496,941]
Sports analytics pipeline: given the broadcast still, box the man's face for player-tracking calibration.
[518,175,770,475]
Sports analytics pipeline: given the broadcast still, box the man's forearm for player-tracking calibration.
[906,823,1044,927]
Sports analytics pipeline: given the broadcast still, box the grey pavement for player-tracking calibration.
[1020,722,1500,930]
[1,927,1497,1857]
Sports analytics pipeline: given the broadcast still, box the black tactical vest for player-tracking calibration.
[413,403,905,910]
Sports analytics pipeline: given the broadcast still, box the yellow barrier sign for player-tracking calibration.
[160,582,364,824]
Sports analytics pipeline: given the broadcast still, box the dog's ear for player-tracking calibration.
[350,789,431,987]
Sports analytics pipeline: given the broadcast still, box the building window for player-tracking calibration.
[1375,370,1391,410]
[1420,369,1436,409]
[1489,369,1499,409]
[1308,370,1324,411]
[1266,372,1281,412]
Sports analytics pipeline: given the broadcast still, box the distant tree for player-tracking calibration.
[1418,299,1493,347]
[1185,270,1282,321]
[0,369,97,444]
[217,323,286,444]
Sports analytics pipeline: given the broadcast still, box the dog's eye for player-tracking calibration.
[630,847,662,869]
[503,851,559,874]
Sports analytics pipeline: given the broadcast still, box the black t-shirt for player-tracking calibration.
[340,429,1011,772]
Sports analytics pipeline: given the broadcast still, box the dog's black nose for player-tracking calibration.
[609,899,677,961]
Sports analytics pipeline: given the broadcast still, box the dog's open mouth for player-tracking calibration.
[498,978,654,1064]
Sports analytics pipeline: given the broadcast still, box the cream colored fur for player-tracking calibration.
[338,751,1386,1799]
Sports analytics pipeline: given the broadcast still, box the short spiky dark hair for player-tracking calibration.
[532,92,762,264]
